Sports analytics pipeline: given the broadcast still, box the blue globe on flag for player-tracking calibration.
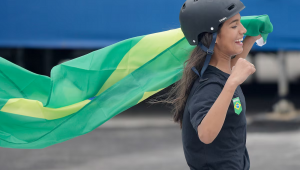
[235,103,240,110]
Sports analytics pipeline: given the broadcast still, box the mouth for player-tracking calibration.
[235,38,243,46]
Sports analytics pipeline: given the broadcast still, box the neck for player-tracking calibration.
[209,48,232,75]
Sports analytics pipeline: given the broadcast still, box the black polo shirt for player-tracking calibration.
[182,65,250,170]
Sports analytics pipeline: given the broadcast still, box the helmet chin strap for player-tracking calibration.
[191,32,218,79]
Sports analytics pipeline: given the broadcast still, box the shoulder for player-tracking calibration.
[187,77,224,111]
[190,77,224,98]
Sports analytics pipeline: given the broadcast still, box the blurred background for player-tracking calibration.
[0,0,300,170]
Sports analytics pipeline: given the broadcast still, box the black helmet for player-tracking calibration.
[179,0,245,79]
[179,0,245,45]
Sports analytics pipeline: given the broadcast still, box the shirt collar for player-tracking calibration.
[205,65,230,81]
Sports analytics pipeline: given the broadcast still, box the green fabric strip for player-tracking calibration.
[0,58,51,107]
[96,28,185,96]
[0,111,72,144]
[0,31,192,149]
[47,35,145,108]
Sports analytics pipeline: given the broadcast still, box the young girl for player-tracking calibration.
[152,0,261,169]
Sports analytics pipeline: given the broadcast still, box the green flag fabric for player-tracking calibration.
[240,14,273,46]
[0,15,273,149]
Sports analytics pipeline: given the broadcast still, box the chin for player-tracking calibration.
[235,48,243,55]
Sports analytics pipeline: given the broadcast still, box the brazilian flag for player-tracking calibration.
[0,15,272,149]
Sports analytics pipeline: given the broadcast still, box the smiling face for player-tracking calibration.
[215,13,247,56]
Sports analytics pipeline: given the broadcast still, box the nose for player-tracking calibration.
[241,24,247,35]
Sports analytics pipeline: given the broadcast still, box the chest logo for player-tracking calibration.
[232,97,242,115]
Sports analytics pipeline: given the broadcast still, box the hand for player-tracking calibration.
[229,58,256,86]
[250,34,262,41]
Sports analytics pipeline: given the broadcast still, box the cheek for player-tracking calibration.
[222,35,240,54]
[219,37,235,53]
[217,30,241,55]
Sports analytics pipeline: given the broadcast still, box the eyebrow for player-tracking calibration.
[229,19,239,25]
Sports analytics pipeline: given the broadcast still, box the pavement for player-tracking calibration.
[1,108,300,170]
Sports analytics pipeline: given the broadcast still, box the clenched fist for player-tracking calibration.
[229,58,256,86]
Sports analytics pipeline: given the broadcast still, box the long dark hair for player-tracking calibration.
[148,23,224,129]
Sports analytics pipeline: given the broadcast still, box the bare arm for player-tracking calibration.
[197,58,256,144]
[197,79,238,144]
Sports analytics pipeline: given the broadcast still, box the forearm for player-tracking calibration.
[198,79,238,144]
[231,36,256,67]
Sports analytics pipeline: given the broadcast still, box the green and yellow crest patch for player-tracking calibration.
[232,97,242,115]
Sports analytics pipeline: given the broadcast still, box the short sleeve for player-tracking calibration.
[188,82,223,133]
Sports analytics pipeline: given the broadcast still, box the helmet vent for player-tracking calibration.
[194,0,198,2]
[182,3,186,9]
[228,4,235,11]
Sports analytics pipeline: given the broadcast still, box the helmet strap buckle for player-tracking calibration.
[206,49,214,55]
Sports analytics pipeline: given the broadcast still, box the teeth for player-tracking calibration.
[235,38,243,42]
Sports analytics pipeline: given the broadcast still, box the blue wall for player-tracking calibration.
[0,0,297,51]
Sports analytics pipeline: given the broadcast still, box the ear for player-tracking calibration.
[215,35,219,44]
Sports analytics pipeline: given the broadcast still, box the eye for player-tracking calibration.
[232,26,237,29]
